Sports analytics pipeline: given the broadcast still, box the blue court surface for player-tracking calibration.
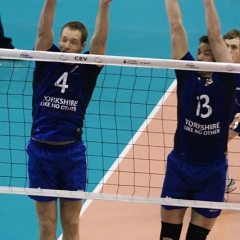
[0,0,239,239]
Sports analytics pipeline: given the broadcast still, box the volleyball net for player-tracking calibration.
[0,48,240,211]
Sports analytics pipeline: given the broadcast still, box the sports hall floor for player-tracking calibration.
[0,0,240,239]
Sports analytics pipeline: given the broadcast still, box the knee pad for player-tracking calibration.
[186,222,210,240]
[160,221,182,240]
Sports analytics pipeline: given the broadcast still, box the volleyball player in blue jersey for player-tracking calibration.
[26,0,113,239]
[223,29,240,193]
[160,1,236,240]
[0,16,14,49]
[224,29,240,136]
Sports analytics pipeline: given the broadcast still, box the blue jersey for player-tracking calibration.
[174,52,236,164]
[231,74,240,133]
[31,44,102,141]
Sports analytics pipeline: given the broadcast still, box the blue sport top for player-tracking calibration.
[31,44,102,142]
[174,52,236,164]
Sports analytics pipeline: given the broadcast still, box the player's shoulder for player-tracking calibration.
[48,44,59,52]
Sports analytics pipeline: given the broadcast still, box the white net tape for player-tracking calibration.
[0,187,240,210]
[1,48,240,73]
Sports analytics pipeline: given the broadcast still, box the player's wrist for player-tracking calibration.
[99,0,111,8]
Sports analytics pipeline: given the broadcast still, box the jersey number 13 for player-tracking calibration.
[196,94,212,118]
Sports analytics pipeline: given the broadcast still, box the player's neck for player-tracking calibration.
[198,71,212,78]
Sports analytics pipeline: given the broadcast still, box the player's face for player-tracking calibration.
[59,27,86,53]
[196,42,214,62]
[196,42,214,77]
[225,38,240,63]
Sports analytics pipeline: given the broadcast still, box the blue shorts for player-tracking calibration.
[161,150,227,218]
[27,139,87,202]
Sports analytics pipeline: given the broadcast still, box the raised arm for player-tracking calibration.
[34,0,56,51]
[165,0,188,60]
[90,0,112,55]
[203,0,232,63]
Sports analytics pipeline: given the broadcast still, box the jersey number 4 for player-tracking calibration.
[196,94,212,118]
[54,72,69,93]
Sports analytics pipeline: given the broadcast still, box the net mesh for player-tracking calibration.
[0,49,240,211]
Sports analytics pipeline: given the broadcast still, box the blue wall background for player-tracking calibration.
[0,0,239,239]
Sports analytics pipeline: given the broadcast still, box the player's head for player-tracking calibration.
[59,21,88,53]
[223,29,240,64]
[196,35,214,77]
[196,35,215,62]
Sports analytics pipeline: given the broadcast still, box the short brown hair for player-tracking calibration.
[199,35,209,44]
[60,21,88,44]
[223,29,240,40]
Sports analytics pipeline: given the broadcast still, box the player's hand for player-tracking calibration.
[100,0,112,8]
[230,113,240,130]
[101,0,113,4]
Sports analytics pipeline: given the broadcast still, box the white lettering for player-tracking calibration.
[184,118,220,136]
[40,95,78,112]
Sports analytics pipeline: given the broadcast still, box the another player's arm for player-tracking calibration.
[203,0,233,63]
[34,0,57,51]
[90,0,112,56]
[165,0,188,60]
[229,113,240,132]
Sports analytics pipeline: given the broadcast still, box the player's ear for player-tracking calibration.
[81,41,86,51]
